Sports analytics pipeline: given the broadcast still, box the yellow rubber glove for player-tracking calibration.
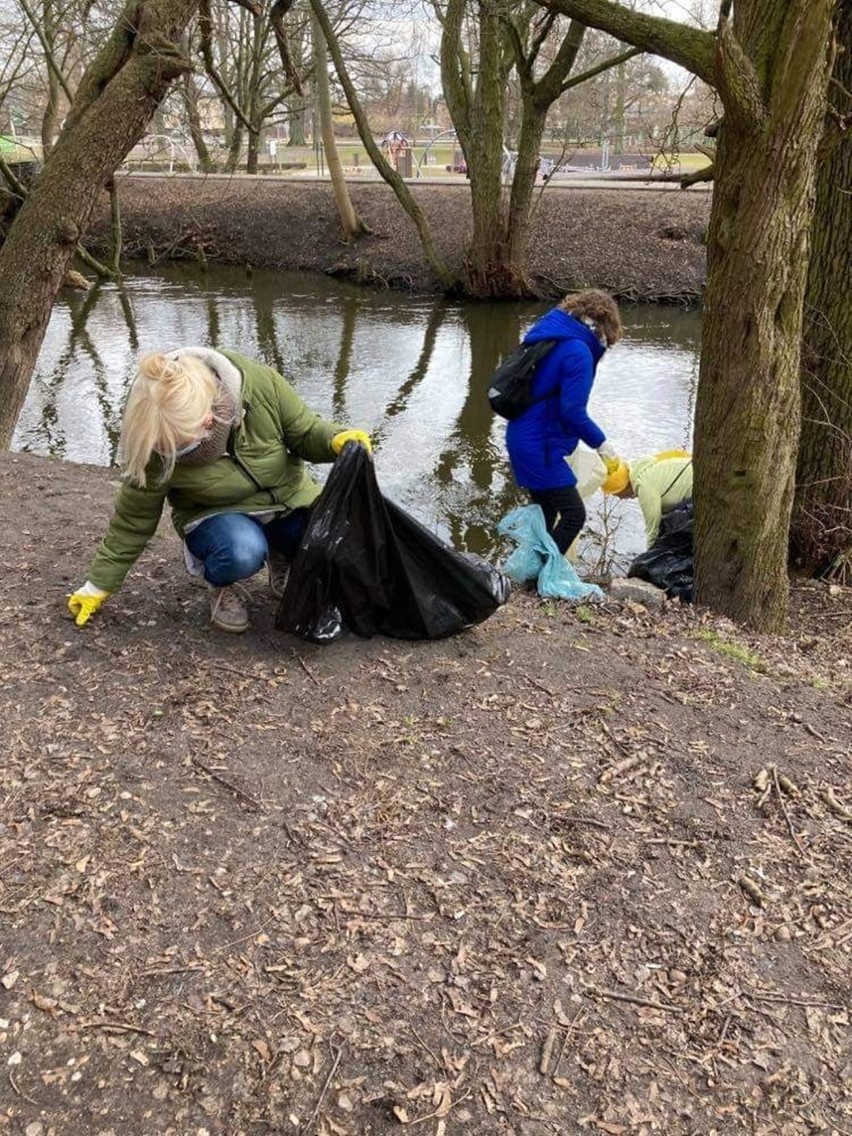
[331,429,372,455]
[68,582,110,627]
[597,441,621,475]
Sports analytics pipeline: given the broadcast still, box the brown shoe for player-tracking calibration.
[267,552,291,599]
[208,584,249,633]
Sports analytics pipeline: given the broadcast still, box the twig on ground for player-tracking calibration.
[584,985,681,1013]
[296,653,321,686]
[746,991,850,1012]
[409,1024,442,1070]
[560,814,610,830]
[519,672,557,697]
[8,1071,41,1106]
[539,1026,557,1075]
[78,1019,156,1037]
[299,1040,342,1136]
[191,756,263,810]
[822,785,852,823]
[771,765,806,856]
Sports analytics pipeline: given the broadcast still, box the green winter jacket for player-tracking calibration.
[629,455,693,547]
[87,350,343,592]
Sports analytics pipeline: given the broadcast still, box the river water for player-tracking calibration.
[15,264,700,565]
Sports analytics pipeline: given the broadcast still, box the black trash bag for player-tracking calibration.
[276,444,511,642]
[627,500,694,602]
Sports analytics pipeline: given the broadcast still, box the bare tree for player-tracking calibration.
[536,0,836,631]
[0,0,203,446]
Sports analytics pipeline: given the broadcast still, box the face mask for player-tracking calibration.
[174,439,202,457]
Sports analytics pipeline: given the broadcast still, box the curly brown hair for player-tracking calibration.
[557,289,623,347]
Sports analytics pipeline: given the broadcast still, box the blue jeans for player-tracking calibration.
[185,510,309,587]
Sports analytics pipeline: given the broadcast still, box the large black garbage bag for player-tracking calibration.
[627,500,694,602]
[276,444,511,642]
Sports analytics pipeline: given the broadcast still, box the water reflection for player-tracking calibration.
[15,265,700,561]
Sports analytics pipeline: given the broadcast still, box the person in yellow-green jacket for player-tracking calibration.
[68,347,371,633]
[603,450,693,547]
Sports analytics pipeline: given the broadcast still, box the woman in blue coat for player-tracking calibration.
[506,289,624,553]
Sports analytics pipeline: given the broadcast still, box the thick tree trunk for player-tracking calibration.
[183,72,215,172]
[505,96,546,278]
[693,0,834,629]
[0,0,197,447]
[458,9,520,297]
[226,125,243,172]
[41,67,62,159]
[312,0,455,288]
[311,8,365,239]
[287,98,308,146]
[790,0,852,574]
[246,127,260,173]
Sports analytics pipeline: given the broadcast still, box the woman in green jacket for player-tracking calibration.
[68,347,370,633]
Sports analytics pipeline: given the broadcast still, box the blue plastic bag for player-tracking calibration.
[497,505,604,601]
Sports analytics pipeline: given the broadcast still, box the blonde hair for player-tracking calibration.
[558,289,624,347]
[120,352,222,487]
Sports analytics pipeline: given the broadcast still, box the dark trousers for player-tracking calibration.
[529,486,586,555]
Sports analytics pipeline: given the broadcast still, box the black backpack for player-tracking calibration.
[487,338,557,420]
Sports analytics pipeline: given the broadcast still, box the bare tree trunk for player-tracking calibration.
[790,0,852,576]
[311,0,455,288]
[310,7,365,239]
[183,72,215,172]
[0,0,197,447]
[41,65,62,159]
[439,0,525,295]
[536,0,833,629]
[226,124,243,171]
[287,96,308,146]
[693,0,834,629]
[505,95,547,274]
[613,59,626,153]
[246,126,260,173]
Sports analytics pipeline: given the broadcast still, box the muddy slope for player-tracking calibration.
[2,450,851,1134]
[87,175,711,300]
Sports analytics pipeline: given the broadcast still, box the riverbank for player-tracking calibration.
[87,174,711,301]
[2,449,851,1134]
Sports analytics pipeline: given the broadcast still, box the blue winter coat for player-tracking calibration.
[505,308,608,490]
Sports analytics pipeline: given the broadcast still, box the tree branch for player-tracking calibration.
[530,10,558,63]
[441,0,473,150]
[680,157,715,188]
[199,0,257,133]
[18,0,75,105]
[537,0,715,85]
[310,0,458,292]
[714,10,766,130]
[62,1,139,131]
[271,0,304,96]
[560,45,642,94]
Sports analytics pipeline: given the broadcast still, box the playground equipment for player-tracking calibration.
[131,133,196,173]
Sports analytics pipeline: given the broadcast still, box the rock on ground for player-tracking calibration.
[609,576,667,607]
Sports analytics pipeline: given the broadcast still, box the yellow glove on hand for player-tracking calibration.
[597,441,620,475]
[331,429,372,455]
[601,454,621,475]
[68,583,110,627]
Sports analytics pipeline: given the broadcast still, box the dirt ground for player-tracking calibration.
[2,451,851,1135]
[86,176,711,302]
